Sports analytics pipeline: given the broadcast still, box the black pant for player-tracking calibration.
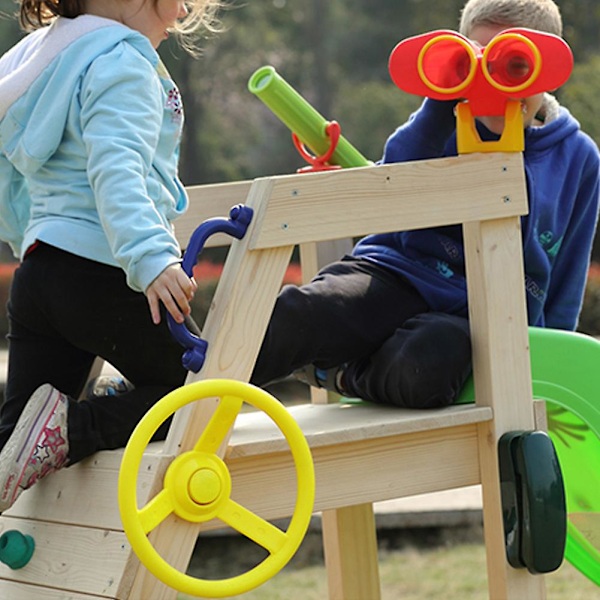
[0,243,188,464]
[251,256,472,409]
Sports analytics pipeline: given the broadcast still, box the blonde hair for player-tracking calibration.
[19,0,222,51]
[170,0,222,53]
[459,0,563,37]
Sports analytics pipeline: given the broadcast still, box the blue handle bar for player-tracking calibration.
[167,204,254,372]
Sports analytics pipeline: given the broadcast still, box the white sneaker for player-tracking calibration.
[84,375,134,399]
[0,384,69,513]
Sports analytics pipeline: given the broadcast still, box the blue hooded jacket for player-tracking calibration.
[353,98,600,331]
[0,15,187,292]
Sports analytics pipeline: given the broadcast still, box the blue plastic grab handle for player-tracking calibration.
[167,204,254,372]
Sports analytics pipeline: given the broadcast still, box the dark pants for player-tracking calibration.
[251,256,472,409]
[0,243,188,464]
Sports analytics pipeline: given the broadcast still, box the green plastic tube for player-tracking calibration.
[248,65,371,169]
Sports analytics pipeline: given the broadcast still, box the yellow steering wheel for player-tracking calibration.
[118,379,315,598]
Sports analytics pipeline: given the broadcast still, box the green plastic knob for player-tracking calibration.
[0,530,35,569]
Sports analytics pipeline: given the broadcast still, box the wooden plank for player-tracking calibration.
[195,421,483,532]
[250,153,528,249]
[227,402,492,458]
[3,404,490,528]
[0,581,107,600]
[463,217,544,598]
[119,421,480,597]
[1,403,489,597]
[166,180,295,452]
[174,179,252,248]
[4,444,172,531]
[0,517,131,598]
[127,178,296,599]
[322,504,381,600]
[175,155,527,251]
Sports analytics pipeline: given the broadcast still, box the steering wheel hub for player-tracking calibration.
[189,468,222,505]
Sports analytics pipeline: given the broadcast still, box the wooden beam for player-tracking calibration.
[250,153,527,249]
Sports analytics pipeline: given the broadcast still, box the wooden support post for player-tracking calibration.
[126,180,295,599]
[322,504,381,600]
[463,216,546,599]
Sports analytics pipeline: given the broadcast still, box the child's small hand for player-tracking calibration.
[146,264,198,325]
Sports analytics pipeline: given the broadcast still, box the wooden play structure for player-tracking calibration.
[0,28,593,599]
[0,147,560,599]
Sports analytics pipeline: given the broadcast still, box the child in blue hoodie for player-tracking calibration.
[0,0,220,512]
[251,0,600,407]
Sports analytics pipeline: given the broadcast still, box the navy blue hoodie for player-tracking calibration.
[353,97,600,330]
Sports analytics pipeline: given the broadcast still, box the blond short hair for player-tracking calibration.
[459,0,563,37]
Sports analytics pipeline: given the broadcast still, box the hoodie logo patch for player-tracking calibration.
[436,260,454,278]
[539,230,562,258]
[166,87,183,124]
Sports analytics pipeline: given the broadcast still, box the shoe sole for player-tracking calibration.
[0,384,62,512]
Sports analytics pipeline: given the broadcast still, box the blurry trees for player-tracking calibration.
[0,0,599,184]
[163,0,600,184]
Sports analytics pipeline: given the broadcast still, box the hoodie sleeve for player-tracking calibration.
[381,98,458,164]
[79,42,181,293]
[0,153,30,257]
[542,139,600,330]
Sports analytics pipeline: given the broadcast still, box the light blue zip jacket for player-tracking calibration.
[0,15,188,292]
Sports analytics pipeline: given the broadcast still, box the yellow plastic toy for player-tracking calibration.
[118,379,315,598]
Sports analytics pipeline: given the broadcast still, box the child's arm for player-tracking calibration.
[80,44,185,303]
[542,148,600,330]
[381,98,458,164]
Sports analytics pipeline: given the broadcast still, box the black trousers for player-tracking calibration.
[252,256,472,409]
[0,243,188,464]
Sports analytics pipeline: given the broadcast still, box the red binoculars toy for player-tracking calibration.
[389,28,573,152]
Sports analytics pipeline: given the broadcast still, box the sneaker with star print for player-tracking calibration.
[0,384,69,513]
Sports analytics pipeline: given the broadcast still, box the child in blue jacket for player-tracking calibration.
[251,0,600,408]
[0,0,219,512]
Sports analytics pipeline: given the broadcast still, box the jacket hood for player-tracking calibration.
[523,96,580,152]
[473,94,580,153]
[0,15,156,176]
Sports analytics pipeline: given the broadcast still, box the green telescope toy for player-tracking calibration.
[248,65,371,169]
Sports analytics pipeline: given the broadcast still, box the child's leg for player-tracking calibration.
[343,312,472,408]
[251,256,429,387]
[0,312,95,451]
[1,243,188,463]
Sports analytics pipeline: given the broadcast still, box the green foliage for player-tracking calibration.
[560,54,600,145]
[560,0,600,60]
[578,263,600,336]
[155,0,600,185]
[0,0,22,55]
[2,0,600,184]
[334,80,421,162]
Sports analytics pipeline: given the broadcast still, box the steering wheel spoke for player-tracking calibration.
[219,498,289,554]
[193,395,244,454]
[138,488,175,534]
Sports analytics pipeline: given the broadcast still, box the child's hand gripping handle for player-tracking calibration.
[167,204,254,373]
